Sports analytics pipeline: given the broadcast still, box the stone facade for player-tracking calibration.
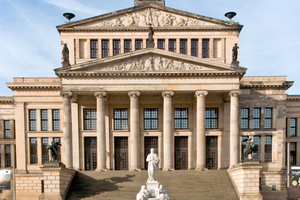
[0,0,299,199]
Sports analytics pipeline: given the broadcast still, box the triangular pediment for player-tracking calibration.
[55,49,246,75]
[57,4,242,30]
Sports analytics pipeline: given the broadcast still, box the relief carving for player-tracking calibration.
[98,56,205,71]
[92,8,204,28]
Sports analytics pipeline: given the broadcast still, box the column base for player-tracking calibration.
[162,167,174,171]
[195,167,208,171]
[96,167,108,172]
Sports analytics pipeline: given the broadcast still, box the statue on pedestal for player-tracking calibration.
[146,148,160,182]
[243,137,255,160]
[46,140,61,162]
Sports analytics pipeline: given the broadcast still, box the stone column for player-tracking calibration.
[229,90,241,167]
[162,91,174,170]
[95,92,107,171]
[195,90,208,170]
[0,120,4,168]
[61,92,73,169]
[128,91,141,170]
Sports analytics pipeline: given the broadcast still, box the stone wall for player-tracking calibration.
[15,173,43,200]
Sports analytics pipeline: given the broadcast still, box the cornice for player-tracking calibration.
[287,95,300,101]
[7,85,62,91]
[240,81,293,90]
[0,97,14,104]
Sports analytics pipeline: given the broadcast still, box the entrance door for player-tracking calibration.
[84,137,97,170]
[115,137,128,170]
[175,136,188,170]
[144,137,158,170]
[206,136,218,169]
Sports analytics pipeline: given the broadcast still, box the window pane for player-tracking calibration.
[264,108,272,129]
[124,39,131,53]
[113,40,120,56]
[5,145,11,167]
[144,108,158,130]
[253,108,261,129]
[174,108,188,129]
[253,136,260,160]
[202,39,209,58]
[52,109,60,131]
[4,121,10,139]
[42,138,49,163]
[83,108,97,130]
[90,40,98,58]
[114,109,128,130]
[29,110,36,131]
[290,118,297,137]
[135,39,143,50]
[169,39,176,52]
[158,39,165,50]
[265,136,272,162]
[241,108,249,129]
[191,39,198,57]
[30,138,38,164]
[205,108,218,129]
[41,109,48,131]
[102,40,109,58]
[180,39,187,54]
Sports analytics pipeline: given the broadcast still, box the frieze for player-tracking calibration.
[89,8,207,28]
[98,56,211,71]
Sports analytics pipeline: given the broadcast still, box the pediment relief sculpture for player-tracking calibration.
[87,8,217,28]
[97,56,215,72]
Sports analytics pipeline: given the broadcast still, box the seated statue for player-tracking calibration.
[136,185,149,200]
[156,185,170,200]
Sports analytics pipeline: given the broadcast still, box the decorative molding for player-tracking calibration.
[162,91,174,98]
[60,91,73,98]
[94,92,107,98]
[229,90,241,97]
[128,91,141,98]
[195,90,208,97]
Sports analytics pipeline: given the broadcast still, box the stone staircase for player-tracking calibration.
[66,170,238,200]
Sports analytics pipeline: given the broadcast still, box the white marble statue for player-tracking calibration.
[157,185,170,200]
[146,148,160,182]
[136,185,149,200]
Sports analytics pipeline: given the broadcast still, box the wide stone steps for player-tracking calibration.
[66,170,238,200]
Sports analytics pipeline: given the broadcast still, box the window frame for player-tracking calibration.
[83,108,97,130]
[41,109,48,131]
[4,120,10,139]
[290,118,297,137]
[158,39,165,50]
[29,109,37,131]
[241,108,249,129]
[202,39,209,58]
[114,108,128,130]
[113,39,120,56]
[205,108,219,129]
[52,109,60,131]
[102,39,109,58]
[264,135,272,162]
[168,39,176,52]
[90,39,98,58]
[5,145,11,167]
[135,39,143,50]
[144,108,158,130]
[174,108,188,130]
[264,108,272,129]
[253,108,261,129]
[30,137,38,164]
[180,39,187,55]
[42,138,49,163]
[191,39,198,57]
[124,39,132,53]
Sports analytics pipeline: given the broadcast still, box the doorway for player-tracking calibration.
[84,137,97,170]
[115,137,128,170]
[206,136,218,169]
[175,136,188,170]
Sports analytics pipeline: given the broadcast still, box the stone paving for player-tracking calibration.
[66,170,238,200]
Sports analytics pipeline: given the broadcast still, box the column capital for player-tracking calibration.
[195,90,208,97]
[162,91,174,98]
[94,92,107,98]
[128,91,140,98]
[229,90,241,97]
[60,91,72,98]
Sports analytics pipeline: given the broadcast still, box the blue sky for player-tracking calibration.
[0,0,299,95]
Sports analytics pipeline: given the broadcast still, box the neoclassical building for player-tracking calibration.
[0,0,299,199]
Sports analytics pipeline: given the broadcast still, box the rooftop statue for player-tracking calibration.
[232,43,239,62]
[62,43,70,68]
[46,140,61,162]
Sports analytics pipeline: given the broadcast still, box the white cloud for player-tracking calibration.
[44,0,106,16]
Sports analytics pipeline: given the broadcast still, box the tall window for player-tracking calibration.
[202,39,209,58]
[168,39,176,52]
[264,108,272,129]
[144,108,158,130]
[174,108,188,129]
[113,40,120,56]
[30,138,38,164]
[253,108,261,129]
[42,138,49,163]
[291,142,297,165]
[158,39,165,50]
[83,108,97,130]
[4,121,10,139]
[290,118,297,137]
[29,109,36,131]
[90,39,98,58]
[41,109,48,131]
[180,39,187,54]
[241,136,249,160]
[5,145,11,167]
[52,109,60,131]
[213,39,221,58]
[102,40,109,58]
[253,136,260,160]
[265,136,272,162]
[124,39,132,53]
[53,137,61,161]
[241,108,249,129]
[135,39,143,50]
[191,39,198,57]
[205,108,218,129]
[114,108,128,130]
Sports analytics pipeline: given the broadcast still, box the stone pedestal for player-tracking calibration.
[227,162,263,200]
[147,182,159,198]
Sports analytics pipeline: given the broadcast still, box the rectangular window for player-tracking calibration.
[42,138,49,163]
[113,40,120,56]
[174,108,188,129]
[202,39,209,58]
[41,109,48,131]
[241,108,249,129]
[290,118,297,137]
[29,109,36,131]
[52,109,60,131]
[124,39,132,53]
[265,136,272,162]
[102,40,109,58]
[253,108,261,129]
[4,121,10,139]
[135,39,143,50]
[290,142,297,165]
[191,39,198,57]
[264,108,272,129]
[213,39,221,58]
[180,39,187,54]
[83,108,97,130]
[90,39,98,58]
[158,39,165,50]
[168,39,176,52]
[241,136,249,160]
[253,136,260,160]
[5,145,11,167]
[114,108,128,130]
[144,108,158,130]
[53,137,61,161]
[205,108,218,129]
[30,138,38,164]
